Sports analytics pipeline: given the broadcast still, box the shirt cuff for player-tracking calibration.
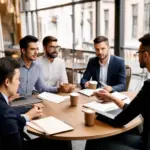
[21,114,30,122]
[50,87,58,93]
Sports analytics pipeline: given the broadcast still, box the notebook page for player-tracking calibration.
[37,92,69,103]
[111,92,131,104]
[30,116,74,135]
[83,101,119,112]
[27,122,45,133]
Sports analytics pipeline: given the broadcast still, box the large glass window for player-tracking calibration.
[75,2,96,51]
[104,9,109,37]
[132,4,138,38]
[38,6,72,48]
[144,0,150,33]
[37,0,72,9]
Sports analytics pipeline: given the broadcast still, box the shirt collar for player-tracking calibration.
[19,57,36,68]
[99,54,110,66]
[43,54,55,63]
[1,92,9,104]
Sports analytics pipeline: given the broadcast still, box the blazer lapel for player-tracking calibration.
[107,55,114,84]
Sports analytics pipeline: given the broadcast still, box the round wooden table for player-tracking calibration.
[27,91,142,140]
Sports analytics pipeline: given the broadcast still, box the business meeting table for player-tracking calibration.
[27,91,142,141]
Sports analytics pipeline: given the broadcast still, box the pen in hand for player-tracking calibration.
[99,81,107,87]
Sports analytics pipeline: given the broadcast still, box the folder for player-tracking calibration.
[27,116,74,135]
[10,95,42,107]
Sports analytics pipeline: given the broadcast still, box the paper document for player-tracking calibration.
[83,92,131,112]
[37,92,69,103]
[83,101,119,112]
[111,92,131,104]
[27,116,74,135]
[79,88,103,97]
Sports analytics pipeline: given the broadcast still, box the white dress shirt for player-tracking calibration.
[37,55,68,86]
[99,55,110,85]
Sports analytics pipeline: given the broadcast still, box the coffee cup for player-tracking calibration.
[70,92,79,106]
[89,81,97,89]
[84,109,95,126]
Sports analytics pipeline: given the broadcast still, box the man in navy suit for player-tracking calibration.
[0,57,71,150]
[80,36,126,92]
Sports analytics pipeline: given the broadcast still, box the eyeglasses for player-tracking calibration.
[47,46,61,51]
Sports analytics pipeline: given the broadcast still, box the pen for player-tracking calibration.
[99,81,107,87]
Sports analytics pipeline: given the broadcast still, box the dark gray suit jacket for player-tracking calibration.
[0,93,26,150]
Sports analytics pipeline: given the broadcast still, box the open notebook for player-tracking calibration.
[83,92,131,113]
[37,92,70,103]
[79,88,103,97]
[27,116,74,135]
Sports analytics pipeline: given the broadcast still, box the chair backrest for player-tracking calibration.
[125,65,132,91]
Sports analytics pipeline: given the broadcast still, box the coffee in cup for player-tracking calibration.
[89,81,97,89]
[70,92,79,106]
[84,108,95,126]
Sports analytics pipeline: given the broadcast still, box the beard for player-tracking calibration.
[46,51,58,58]
[140,61,146,68]
[98,54,108,61]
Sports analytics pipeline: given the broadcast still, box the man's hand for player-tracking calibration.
[33,103,44,109]
[58,83,76,93]
[25,106,43,121]
[103,85,113,92]
[94,90,113,102]
[85,81,89,88]
[93,90,125,108]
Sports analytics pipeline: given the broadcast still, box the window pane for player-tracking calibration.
[37,0,72,9]
[38,6,72,48]
[74,2,96,51]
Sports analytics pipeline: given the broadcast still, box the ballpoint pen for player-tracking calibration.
[99,81,107,87]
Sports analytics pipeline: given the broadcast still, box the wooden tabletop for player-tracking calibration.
[66,63,87,71]
[27,91,142,140]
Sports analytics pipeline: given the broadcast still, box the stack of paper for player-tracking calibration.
[37,92,69,103]
[83,101,119,112]
[83,92,131,112]
[79,88,103,97]
[27,116,74,135]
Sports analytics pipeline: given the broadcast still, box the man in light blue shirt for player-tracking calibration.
[18,35,59,95]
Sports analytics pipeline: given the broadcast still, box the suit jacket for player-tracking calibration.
[80,55,126,92]
[97,79,150,149]
[0,93,26,150]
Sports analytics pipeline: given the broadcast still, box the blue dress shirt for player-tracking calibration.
[18,58,57,95]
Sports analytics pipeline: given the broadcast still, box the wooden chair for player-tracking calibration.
[125,65,132,91]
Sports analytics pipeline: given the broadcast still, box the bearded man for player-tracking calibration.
[37,36,68,87]
[80,36,126,92]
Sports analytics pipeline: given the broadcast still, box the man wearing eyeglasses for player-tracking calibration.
[85,33,150,150]
[37,36,68,87]
[17,35,69,96]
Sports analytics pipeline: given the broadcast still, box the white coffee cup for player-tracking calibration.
[89,81,98,89]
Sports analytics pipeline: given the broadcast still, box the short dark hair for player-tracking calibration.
[0,57,20,85]
[139,33,150,46]
[19,35,38,50]
[93,36,109,45]
[42,36,57,46]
